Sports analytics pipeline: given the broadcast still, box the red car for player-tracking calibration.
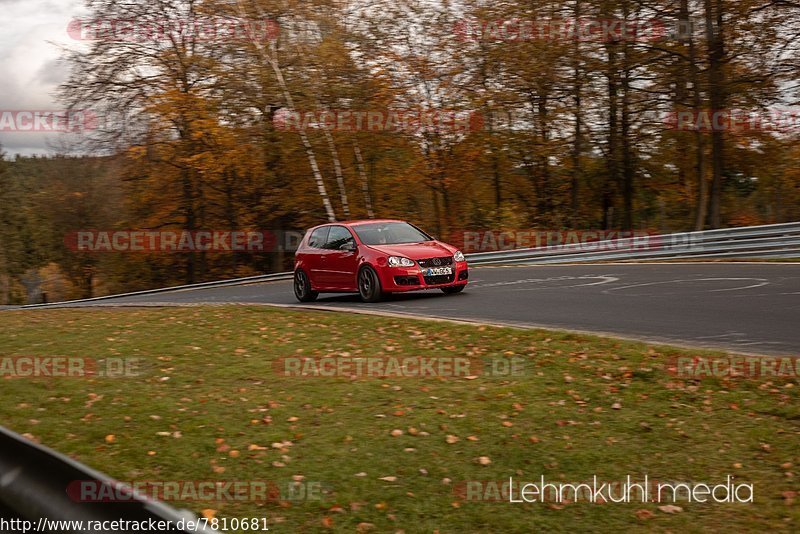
[293,220,468,303]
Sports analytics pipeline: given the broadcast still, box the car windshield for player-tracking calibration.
[352,222,432,245]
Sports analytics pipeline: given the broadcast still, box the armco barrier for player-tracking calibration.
[16,222,800,308]
[0,425,218,532]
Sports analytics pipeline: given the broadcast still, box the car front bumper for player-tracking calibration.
[378,263,469,292]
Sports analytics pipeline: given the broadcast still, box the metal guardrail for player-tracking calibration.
[12,222,800,308]
[467,221,800,265]
[18,272,294,309]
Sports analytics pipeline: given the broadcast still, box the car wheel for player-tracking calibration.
[358,266,383,303]
[294,270,319,302]
[441,285,465,295]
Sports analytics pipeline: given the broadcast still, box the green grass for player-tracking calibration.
[1,307,798,533]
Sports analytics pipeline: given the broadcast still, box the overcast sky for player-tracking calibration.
[0,0,87,156]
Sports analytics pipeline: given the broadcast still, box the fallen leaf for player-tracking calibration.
[477,456,492,465]
[658,505,683,514]
[445,435,459,444]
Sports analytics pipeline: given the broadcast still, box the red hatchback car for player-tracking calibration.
[293,220,469,303]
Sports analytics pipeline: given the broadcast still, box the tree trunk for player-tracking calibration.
[322,127,350,218]
[621,37,634,230]
[571,0,583,227]
[684,0,708,231]
[352,138,375,218]
[705,0,726,229]
[236,0,337,222]
[605,41,620,230]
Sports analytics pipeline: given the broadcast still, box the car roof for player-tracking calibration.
[313,219,405,229]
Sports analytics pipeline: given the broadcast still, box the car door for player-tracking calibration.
[322,225,359,289]
[304,226,330,288]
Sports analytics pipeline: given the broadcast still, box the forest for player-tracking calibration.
[1,0,799,304]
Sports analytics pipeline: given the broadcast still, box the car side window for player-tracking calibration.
[308,227,329,249]
[325,226,355,250]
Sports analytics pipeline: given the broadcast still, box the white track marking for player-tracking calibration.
[473,275,619,290]
[707,278,770,292]
[605,278,769,294]
[695,333,747,339]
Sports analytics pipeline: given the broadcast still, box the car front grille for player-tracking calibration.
[424,274,456,285]
[418,256,453,268]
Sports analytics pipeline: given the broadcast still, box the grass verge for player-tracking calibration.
[1,306,798,532]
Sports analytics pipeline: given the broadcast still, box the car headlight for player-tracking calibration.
[453,250,466,263]
[388,256,416,267]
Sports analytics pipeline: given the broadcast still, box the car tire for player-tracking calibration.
[294,270,319,302]
[358,266,383,303]
[441,285,465,295]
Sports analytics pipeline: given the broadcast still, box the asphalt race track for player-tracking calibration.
[29,263,800,356]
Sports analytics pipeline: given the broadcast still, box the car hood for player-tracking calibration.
[365,241,456,260]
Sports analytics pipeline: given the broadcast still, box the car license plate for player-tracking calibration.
[425,267,452,276]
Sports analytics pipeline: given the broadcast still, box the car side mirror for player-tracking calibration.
[340,241,357,252]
